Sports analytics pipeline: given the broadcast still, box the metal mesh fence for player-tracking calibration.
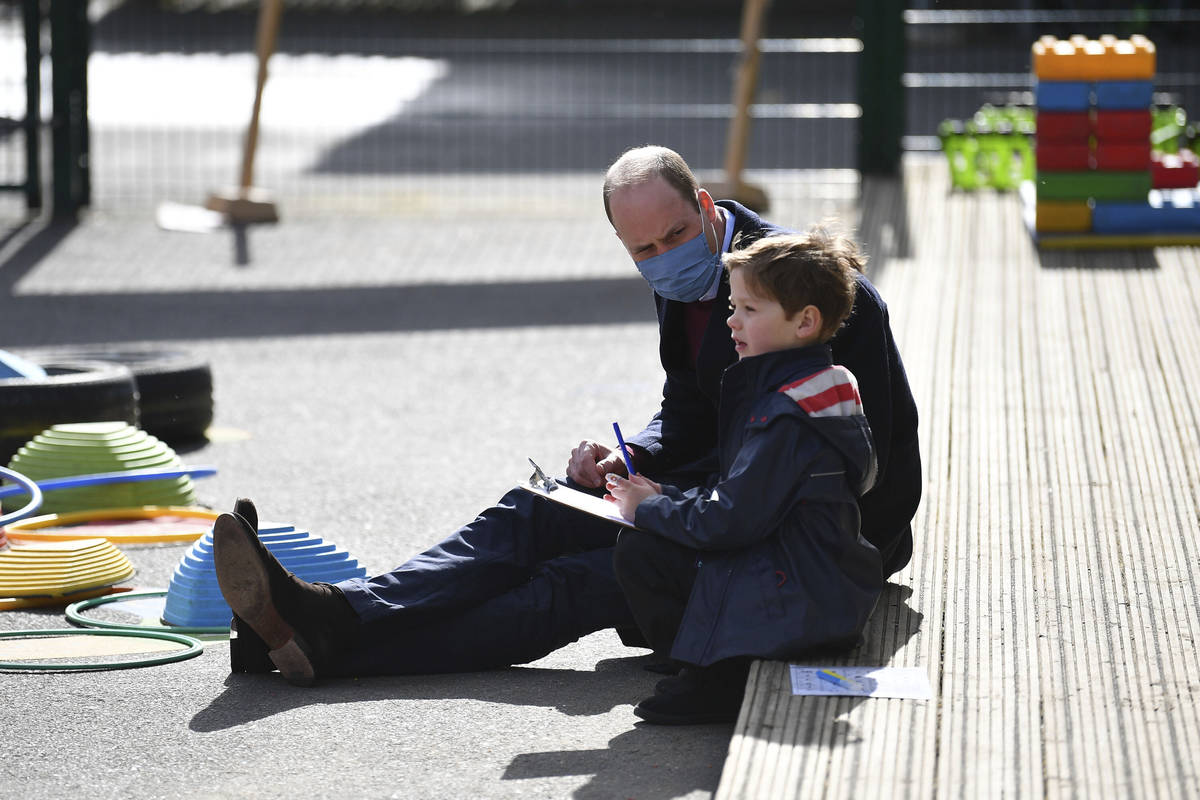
[7,4,1200,220]
[82,3,860,217]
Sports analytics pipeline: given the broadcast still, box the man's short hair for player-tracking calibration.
[723,227,863,342]
[603,145,700,224]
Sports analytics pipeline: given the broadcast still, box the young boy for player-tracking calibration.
[607,228,884,725]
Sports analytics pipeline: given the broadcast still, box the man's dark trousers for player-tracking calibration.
[330,485,637,676]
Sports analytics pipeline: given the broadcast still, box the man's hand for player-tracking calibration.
[605,473,662,521]
[567,440,628,488]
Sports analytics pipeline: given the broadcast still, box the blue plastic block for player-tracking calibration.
[1092,190,1200,233]
[1035,80,1091,111]
[1093,80,1154,110]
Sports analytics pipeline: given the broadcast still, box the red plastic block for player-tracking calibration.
[1094,142,1151,171]
[1037,111,1091,142]
[1152,150,1200,189]
[1093,110,1152,141]
[1037,142,1091,171]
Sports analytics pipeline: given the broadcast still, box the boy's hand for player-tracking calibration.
[604,473,662,522]
[567,440,628,488]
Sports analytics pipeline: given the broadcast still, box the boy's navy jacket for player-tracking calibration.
[625,200,922,576]
[633,344,883,666]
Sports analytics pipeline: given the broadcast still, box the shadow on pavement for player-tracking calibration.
[311,117,856,176]
[190,656,654,733]
[0,276,654,346]
[0,219,76,295]
[191,652,729,799]
[504,725,729,800]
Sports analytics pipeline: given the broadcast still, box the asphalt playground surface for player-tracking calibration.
[0,176,857,800]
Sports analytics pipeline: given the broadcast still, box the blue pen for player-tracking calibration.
[612,421,637,476]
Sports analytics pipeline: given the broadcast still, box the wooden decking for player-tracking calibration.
[717,156,1200,799]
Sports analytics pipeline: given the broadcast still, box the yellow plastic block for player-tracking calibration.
[1036,200,1092,233]
[1032,35,1155,81]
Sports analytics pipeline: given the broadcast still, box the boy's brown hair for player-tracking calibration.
[723,227,863,342]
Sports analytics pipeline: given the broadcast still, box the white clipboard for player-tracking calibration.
[520,459,637,529]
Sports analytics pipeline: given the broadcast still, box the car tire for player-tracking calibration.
[0,361,140,464]
[36,349,214,445]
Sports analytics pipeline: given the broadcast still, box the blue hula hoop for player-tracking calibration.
[0,466,216,526]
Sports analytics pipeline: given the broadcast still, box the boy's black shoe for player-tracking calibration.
[635,665,747,726]
[213,498,359,686]
[654,670,690,695]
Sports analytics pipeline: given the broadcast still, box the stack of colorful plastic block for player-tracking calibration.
[1033,35,1200,237]
[1033,35,1154,233]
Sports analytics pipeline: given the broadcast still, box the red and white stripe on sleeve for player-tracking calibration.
[778,366,864,418]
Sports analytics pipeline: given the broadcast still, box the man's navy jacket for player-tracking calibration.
[625,201,922,576]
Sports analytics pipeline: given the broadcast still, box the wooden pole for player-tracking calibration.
[239,0,282,192]
[206,0,283,223]
[706,0,771,212]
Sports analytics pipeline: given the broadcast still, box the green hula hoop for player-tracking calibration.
[65,590,229,636]
[0,628,203,671]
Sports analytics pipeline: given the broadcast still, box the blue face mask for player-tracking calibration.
[634,204,722,303]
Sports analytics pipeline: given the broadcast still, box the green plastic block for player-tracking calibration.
[1036,170,1152,201]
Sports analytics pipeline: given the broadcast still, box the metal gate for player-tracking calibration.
[1,0,91,220]
[0,0,41,213]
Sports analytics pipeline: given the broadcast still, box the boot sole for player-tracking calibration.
[213,514,316,686]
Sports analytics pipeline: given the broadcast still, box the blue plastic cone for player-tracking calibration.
[162,522,367,628]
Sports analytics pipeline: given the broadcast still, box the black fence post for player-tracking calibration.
[22,0,42,211]
[856,0,905,175]
[49,0,89,219]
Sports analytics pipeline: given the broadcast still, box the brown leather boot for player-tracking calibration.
[213,498,359,686]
